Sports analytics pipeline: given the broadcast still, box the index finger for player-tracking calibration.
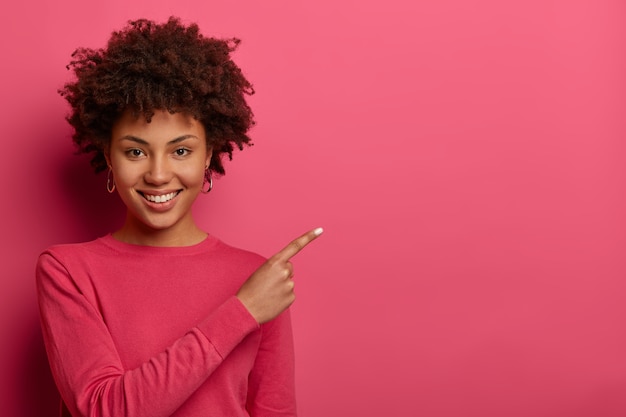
[273,227,324,262]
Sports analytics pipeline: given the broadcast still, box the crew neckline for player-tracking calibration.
[97,233,220,256]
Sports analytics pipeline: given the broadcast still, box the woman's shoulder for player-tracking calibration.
[211,236,267,265]
[36,236,118,275]
[40,235,116,258]
[35,237,116,287]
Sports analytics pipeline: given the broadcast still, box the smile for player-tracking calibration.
[141,191,180,203]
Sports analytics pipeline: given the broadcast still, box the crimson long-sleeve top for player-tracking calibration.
[35,234,296,417]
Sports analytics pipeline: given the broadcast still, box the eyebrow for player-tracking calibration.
[119,134,199,145]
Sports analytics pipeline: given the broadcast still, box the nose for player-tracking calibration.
[144,155,172,185]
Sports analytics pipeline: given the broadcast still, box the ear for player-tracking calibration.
[205,146,213,169]
[104,146,112,168]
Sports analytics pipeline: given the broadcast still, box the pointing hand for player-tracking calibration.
[236,227,323,324]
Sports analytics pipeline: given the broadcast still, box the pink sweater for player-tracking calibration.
[36,234,296,417]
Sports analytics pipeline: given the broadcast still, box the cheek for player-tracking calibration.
[180,164,207,186]
[111,165,141,187]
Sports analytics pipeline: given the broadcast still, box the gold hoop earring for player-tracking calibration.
[106,166,116,193]
[202,167,213,193]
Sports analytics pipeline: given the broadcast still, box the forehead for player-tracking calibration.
[112,109,205,142]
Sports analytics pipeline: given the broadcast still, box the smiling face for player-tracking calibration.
[107,109,212,246]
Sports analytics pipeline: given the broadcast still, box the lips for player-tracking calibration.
[140,191,181,203]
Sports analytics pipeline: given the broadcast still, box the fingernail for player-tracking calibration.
[313,227,324,236]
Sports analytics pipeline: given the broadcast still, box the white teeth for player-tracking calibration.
[144,192,177,203]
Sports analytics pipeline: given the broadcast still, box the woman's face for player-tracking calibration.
[107,109,211,243]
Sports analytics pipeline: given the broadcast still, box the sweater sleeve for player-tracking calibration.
[36,251,259,417]
[246,309,297,417]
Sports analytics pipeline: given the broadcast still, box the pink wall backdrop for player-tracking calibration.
[1,1,625,416]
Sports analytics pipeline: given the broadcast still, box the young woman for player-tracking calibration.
[36,17,321,417]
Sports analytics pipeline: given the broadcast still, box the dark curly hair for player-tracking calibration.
[59,16,255,175]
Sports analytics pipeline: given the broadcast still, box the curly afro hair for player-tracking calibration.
[59,16,255,175]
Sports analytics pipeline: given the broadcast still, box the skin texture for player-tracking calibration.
[106,109,211,247]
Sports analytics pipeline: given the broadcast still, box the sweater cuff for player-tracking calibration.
[196,296,260,359]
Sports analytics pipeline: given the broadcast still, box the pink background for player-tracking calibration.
[1,0,625,416]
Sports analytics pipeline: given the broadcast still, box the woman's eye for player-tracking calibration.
[175,148,190,156]
[127,149,144,158]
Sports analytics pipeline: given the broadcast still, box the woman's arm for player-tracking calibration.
[246,310,297,417]
[36,252,258,417]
